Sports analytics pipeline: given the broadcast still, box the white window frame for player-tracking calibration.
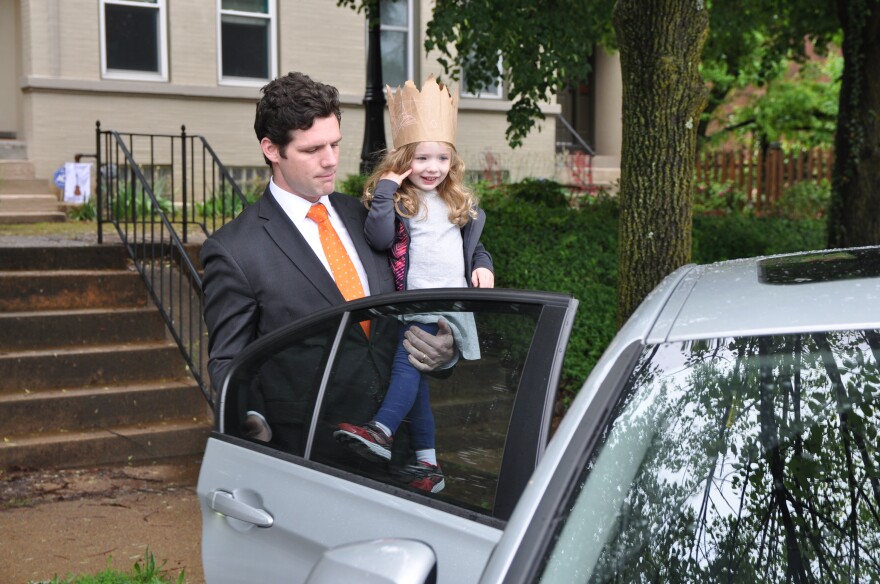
[217,0,277,87]
[461,55,504,99]
[100,0,168,81]
[374,0,414,89]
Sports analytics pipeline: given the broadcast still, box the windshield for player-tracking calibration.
[541,330,880,583]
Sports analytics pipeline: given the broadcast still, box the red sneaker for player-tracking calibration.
[402,462,445,494]
[334,421,393,462]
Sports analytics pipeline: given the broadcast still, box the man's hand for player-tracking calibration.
[245,413,271,442]
[472,267,495,288]
[404,318,455,372]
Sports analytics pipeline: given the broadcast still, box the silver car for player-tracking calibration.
[199,246,880,582]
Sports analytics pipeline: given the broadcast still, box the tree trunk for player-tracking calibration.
[827,0,880,248]
[613,0,709,325]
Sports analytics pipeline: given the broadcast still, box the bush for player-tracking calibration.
[479,188,827,397]
[694,180,752,215]
[773,180,830,220]
[67,202,97,222]
[502,177,570,208]
[339,173,369,199]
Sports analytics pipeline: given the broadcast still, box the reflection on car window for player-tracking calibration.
[226,298,543,516]
[312,301,541,515]
[541,330,880,583]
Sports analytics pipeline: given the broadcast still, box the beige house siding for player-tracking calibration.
[5,0,621,190]
[0,0,20,137]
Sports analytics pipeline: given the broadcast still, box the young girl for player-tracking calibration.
[334,76,494,494]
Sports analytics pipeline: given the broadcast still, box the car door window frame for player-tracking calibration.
[214,289,577,521]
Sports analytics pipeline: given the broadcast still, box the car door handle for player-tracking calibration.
[209,489,274,528]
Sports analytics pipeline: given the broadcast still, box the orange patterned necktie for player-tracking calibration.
[307,203,370,337]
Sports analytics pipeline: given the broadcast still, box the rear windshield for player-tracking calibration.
[541,330,880,583]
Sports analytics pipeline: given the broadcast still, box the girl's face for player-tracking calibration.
[407,141,452,191]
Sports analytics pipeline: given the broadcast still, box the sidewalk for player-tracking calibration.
[0,457,205,584]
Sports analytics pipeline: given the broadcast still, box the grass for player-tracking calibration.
[31,550,186,584]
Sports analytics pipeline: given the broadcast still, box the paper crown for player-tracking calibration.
[386,75,459,148]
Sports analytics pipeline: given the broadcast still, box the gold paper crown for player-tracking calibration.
[386,74,459,148]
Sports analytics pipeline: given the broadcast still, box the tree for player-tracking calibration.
[612,1,708,322]
[827,0,880,247]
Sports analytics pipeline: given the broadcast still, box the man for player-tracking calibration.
[201,72,453,451]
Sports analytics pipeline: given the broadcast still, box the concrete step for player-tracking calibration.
[0,178,53,194]
[0,270,148,311]
[0,211,66,224]
[0,418,211,469]
[0,379,206,434]
[0,244,129,271]
[0,141,27,160]
[0,160,36,179]
[0,342,188,392]
[0,307,167,351]
[0,194,59,211]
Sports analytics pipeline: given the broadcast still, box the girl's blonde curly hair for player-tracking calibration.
[362,142,478,226]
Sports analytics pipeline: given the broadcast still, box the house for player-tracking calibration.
[0,0,622,199]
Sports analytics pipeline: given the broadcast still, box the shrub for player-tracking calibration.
[67,202,97,222]
[339,173,369,199]
[773,180,830,220]
[502,177,570,208]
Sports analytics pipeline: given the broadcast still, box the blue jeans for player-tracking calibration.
[373,322,437,451]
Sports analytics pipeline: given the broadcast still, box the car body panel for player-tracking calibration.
[199,289,578,583]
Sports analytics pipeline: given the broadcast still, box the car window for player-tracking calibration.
[222,296,553,517]
[539,329,880,582]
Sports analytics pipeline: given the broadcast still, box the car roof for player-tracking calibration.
[648,246,880,343]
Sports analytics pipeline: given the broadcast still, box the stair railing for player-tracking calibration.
[556,115,597,192]
[94,121,253,407]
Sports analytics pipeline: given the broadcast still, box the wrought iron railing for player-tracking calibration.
[555,115,597,193]
[93,121,254,407]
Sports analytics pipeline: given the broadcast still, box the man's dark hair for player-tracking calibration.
[254,72,342,165]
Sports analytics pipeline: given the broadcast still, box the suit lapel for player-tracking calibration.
[258,189,344,305]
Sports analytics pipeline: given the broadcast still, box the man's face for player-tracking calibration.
[261,115,341,202]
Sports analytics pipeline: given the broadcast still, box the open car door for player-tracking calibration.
[198,289,577,584]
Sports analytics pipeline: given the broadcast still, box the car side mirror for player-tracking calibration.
[305,539,437,584]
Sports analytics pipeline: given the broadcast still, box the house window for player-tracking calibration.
[100,0,168,81]
[379,0,413,89]
[461,55,504,99]
[218,0,277,84]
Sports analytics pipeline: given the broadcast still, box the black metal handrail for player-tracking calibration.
[94,121,254,407]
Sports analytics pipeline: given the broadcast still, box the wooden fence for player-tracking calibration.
[695,147,834,213]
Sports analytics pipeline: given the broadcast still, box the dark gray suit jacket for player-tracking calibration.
[201,187,398,450]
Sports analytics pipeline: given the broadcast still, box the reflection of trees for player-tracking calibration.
[586,330,880,583]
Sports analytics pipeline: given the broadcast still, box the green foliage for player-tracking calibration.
[694,181,752,216]
[110,188,173,221]
[338,173,369,199]
[773,180,831,220]
[195,180,261,218]
[692,213,825,263]
[725,56,842,149]
[67,202,97,222]
[32,549,185,584]
[501,178,570,208]
[479,181,825,396]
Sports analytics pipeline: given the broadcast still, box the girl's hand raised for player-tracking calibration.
[472,267,495,288]
[380,168,413,187]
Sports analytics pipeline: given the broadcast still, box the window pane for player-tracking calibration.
[223,316,344,456]
[105,4,159,72]
[221,15,269,79]
[222,0,268,13]
[381,30,407,88]
[381,0,408,27]
[541,330,880,582]
[311,300,543,515]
